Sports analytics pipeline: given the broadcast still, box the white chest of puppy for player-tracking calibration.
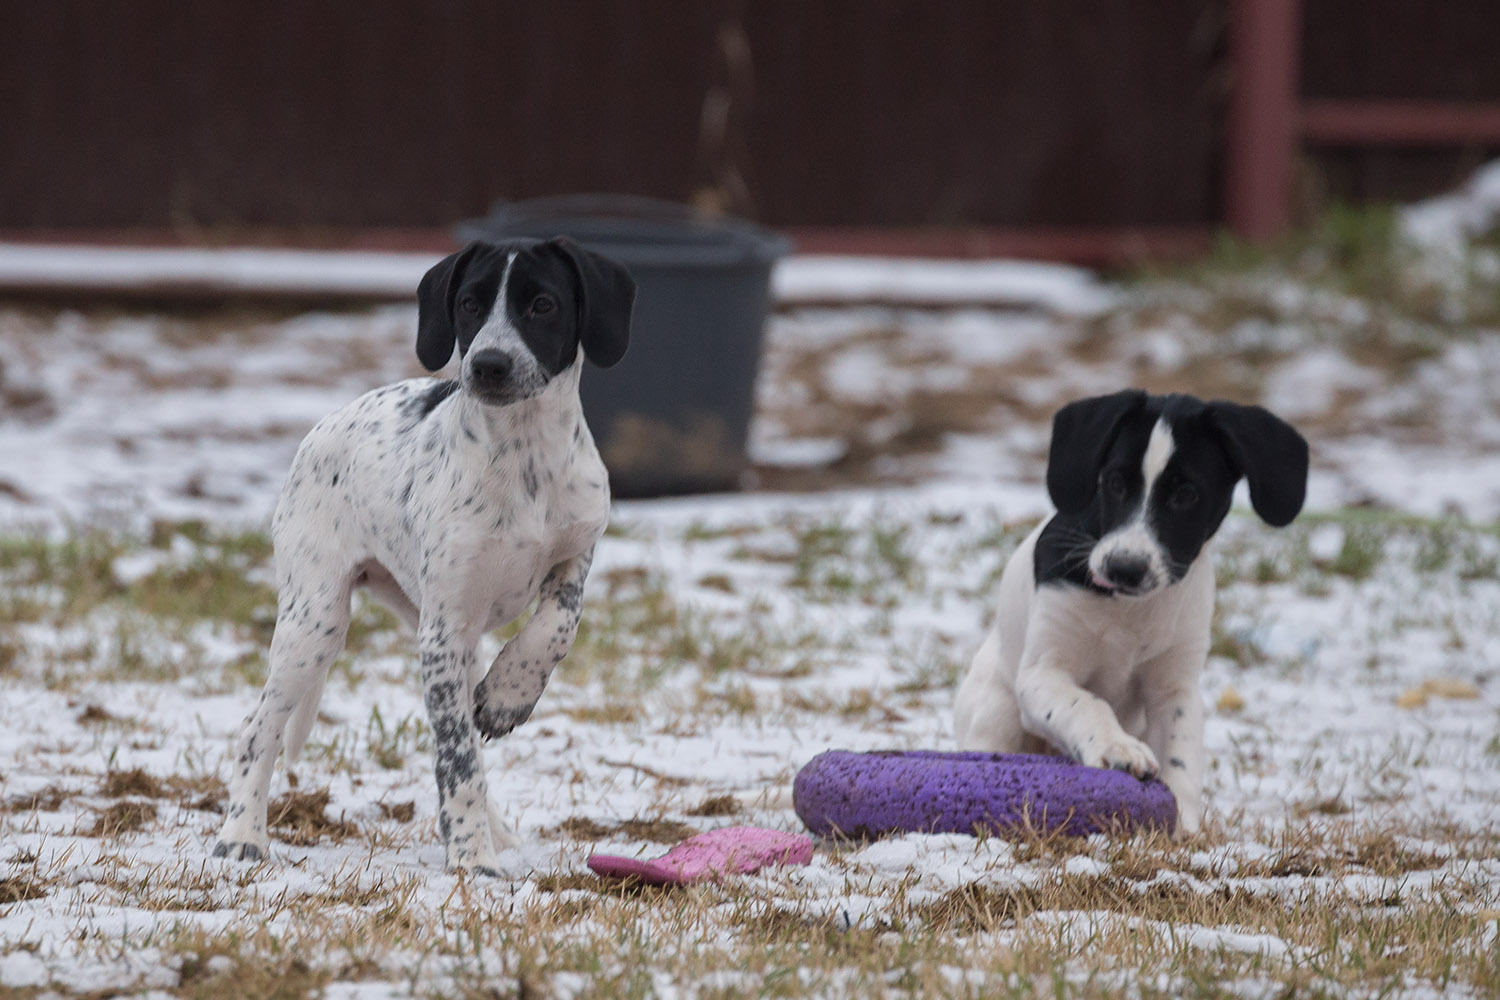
[954,390,1308,835]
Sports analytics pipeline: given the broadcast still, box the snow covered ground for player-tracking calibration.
[5,236,1500,529]
[1,490,1496,998]
[2,181,1500,997]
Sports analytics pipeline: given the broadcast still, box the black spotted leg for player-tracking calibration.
[473,550,593,740]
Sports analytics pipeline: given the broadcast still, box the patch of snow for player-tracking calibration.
[747,435,848,467]
[0,951,48,988]
[0,243,437,297]
[1400,160,1500,258]
[773,256,1119,313]
[0,244,1118,314]
[1174,924,1293,959]
[1262,349,1385,421]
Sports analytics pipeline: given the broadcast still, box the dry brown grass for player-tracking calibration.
[378,800,416,824]
[687,794,742,818]
[3,799,1495,999]
[266,788,360,845]
[99,767,166,798]
[1,784,75,814]
[75,704,133,727]
[83,800,158,837]
[0,875,47,904]
[544,816,698,844]
[174,949,332,1000]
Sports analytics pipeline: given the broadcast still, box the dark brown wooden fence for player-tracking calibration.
[0,1,1219,232]
[2,0,1498,243]
[1303,0,1500,204]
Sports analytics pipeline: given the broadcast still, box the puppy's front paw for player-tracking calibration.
[1080,734,1160,780]
[1173,800,1203,839]
[472,685,534,741]
[444,846,504,877]
[211,839,268,863]
[455,864,503,878]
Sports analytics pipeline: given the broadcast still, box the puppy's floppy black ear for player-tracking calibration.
[415,243,480,372]
[1206,401,1309,526]
[544,236,635,369]
[1046,389,1148,514]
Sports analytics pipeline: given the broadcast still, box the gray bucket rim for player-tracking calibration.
[456,193,794,269]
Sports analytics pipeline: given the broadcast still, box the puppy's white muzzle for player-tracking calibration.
[1088,531,1165,596]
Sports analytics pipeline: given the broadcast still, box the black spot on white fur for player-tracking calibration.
[402,379,460,424]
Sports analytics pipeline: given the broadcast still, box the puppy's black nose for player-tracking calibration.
[468,349,514,387]
[1103,554,1149,590]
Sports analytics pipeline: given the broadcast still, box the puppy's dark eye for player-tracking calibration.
[529,295,556,316]
[1102,470,1128,501]
[458,295,480,315]
[1169,483,1199,510]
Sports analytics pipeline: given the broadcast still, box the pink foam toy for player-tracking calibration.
[586,825,815,885]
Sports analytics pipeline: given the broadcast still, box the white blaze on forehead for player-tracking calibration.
[1140,418,1176,495]
[1088,417,1178,593]
[481,251,520,329]
[464,250,552,398]
[473,251,532,360]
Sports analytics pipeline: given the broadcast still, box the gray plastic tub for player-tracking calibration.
[459,195,792,497]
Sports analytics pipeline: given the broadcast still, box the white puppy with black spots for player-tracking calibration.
[954,390,1308,835]
[214,237,634,874]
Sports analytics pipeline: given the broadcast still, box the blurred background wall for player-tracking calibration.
[2,0,1499,249]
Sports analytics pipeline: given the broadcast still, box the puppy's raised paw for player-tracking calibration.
[473,687,535,741]
[1080,733,1160,781]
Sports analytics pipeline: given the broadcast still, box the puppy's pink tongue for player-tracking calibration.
[1090,571,1116,591]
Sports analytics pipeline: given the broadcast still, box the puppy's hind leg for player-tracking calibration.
[279,562,418,783]
[954,630,1029,753]
[213,571,353,862]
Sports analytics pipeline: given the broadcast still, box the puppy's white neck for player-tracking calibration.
[452,358,585,454]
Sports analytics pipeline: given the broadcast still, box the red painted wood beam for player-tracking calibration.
[1225,0,1302,242]
[1300,100,1500,145]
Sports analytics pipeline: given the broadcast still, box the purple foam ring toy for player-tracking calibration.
[793,750,1177,840]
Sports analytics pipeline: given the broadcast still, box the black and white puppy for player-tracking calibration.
[953,390,1308,834]
[214,238,633,874]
